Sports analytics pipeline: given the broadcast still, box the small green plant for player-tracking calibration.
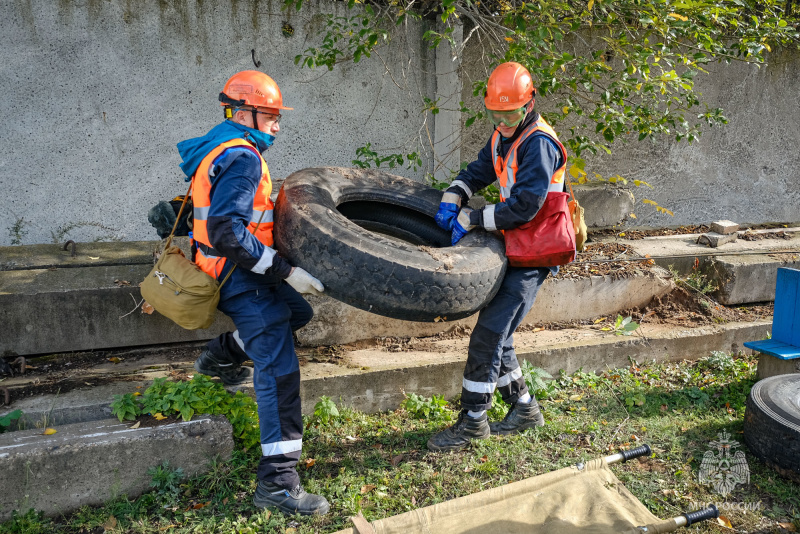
[313,395,340,425]
[7,214,29,245]
[110,375,260,450]
[0,409,23,433]
[623,392,646,409]
[700,351,737,373]
[684,270,718,295]
[521,361,556,399]
[110,393,140,422]
[602,315,640,336]
[148,460,185,496]
[488,391,509,420]
[401,393,449,420]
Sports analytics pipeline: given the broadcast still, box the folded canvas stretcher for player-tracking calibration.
[335,445,718,534]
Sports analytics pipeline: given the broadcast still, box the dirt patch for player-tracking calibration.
[620,286,772,328]
[556,242,657,279]
[590,225,710,240]
[739,230,794,241]
[1,345,203,406]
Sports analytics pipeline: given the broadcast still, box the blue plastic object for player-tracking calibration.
[743,267,800,360]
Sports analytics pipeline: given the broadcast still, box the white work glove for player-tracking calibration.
[285,267,325,296]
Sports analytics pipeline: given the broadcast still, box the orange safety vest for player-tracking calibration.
[191,139,274,278]
[490,116,568,202]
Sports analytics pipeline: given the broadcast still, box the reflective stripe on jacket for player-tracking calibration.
[191,139,274,278]
[490,117,567,202]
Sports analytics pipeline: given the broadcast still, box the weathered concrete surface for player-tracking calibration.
[615,231,800,303]
[1,320,772,425]
[756,353,800,380]
[459,38,800,229]
[297,270,673,346]
[572,185,636,228]
[708,254,800,305]
[0,0,443,246]
[295,320,772,413]
[0,416,233,521]
[0,264,235,356]
[0,248,673,354]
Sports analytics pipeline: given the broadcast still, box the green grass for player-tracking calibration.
[3,354,799,534]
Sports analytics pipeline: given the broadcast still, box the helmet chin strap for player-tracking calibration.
[251,109,260,131]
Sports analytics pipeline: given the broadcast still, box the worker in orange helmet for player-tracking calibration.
[177,70,329,515]
[428,62,568,451]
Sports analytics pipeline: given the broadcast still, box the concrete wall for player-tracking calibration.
[0,0,452,245]
[3,2,797,246]
[460,40,800,228]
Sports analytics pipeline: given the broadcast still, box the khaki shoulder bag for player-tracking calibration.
[140,183,235,330]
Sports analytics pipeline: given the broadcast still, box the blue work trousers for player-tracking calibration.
[460,266,550,412]
[216,282,311,489]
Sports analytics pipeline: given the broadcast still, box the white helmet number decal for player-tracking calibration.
[499,96,509,102]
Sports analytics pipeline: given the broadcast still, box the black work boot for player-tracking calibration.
[253,481,330,516]
[427,410,490,452]
[489,398,545,435]
[193,349,251,386]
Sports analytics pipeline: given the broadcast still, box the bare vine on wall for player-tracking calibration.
[282,0,800,213]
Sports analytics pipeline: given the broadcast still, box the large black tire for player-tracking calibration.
[274,167,507,322]
[744,374,800,481]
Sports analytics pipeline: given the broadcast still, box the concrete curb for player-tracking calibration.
[0,415,234,521]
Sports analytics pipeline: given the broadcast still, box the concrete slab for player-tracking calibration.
[297,270,674,346]
[0,239,674,353]
[0,264,235,356]
[572,185,635,228]
[2,320,771,424]
[709,254,800,305]
[295,320,772,413]
[0,415,233,521]
[607,232,800,304]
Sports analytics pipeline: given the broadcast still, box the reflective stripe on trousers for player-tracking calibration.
[460,266,550,412]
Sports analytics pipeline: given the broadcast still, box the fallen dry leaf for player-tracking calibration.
[153,413,168,421]
[88,256,100,260]
[141,301,155,315]
[479,455,488,463]
[157,525,176,531]
[104,515,117,529]
[114,279,131,286]
[304,458,316,469]
[778,523,797,532]
[411,496,417,505]
[360,485,376,494]
[569,394,583,401]
[391,454,404,466]
[133,392,141,396]
[222,497,229,505]
[43,428,57,435]
[285,529,296,534]
[716,516,733,528]
[130,421,141,429]
[108,357,123,364]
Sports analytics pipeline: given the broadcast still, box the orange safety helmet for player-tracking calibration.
[484,62,536,111]
[219,70,293,111]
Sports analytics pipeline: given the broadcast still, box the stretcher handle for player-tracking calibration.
[678,505,719,527]
[604,444,652,465]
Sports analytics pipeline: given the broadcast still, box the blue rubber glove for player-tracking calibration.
[451,208,475,245]
[434,191,462,231]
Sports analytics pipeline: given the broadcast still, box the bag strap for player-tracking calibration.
[163,182,193,251]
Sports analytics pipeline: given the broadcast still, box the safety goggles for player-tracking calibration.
[486,106,527,128]
[249,109,282,124]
